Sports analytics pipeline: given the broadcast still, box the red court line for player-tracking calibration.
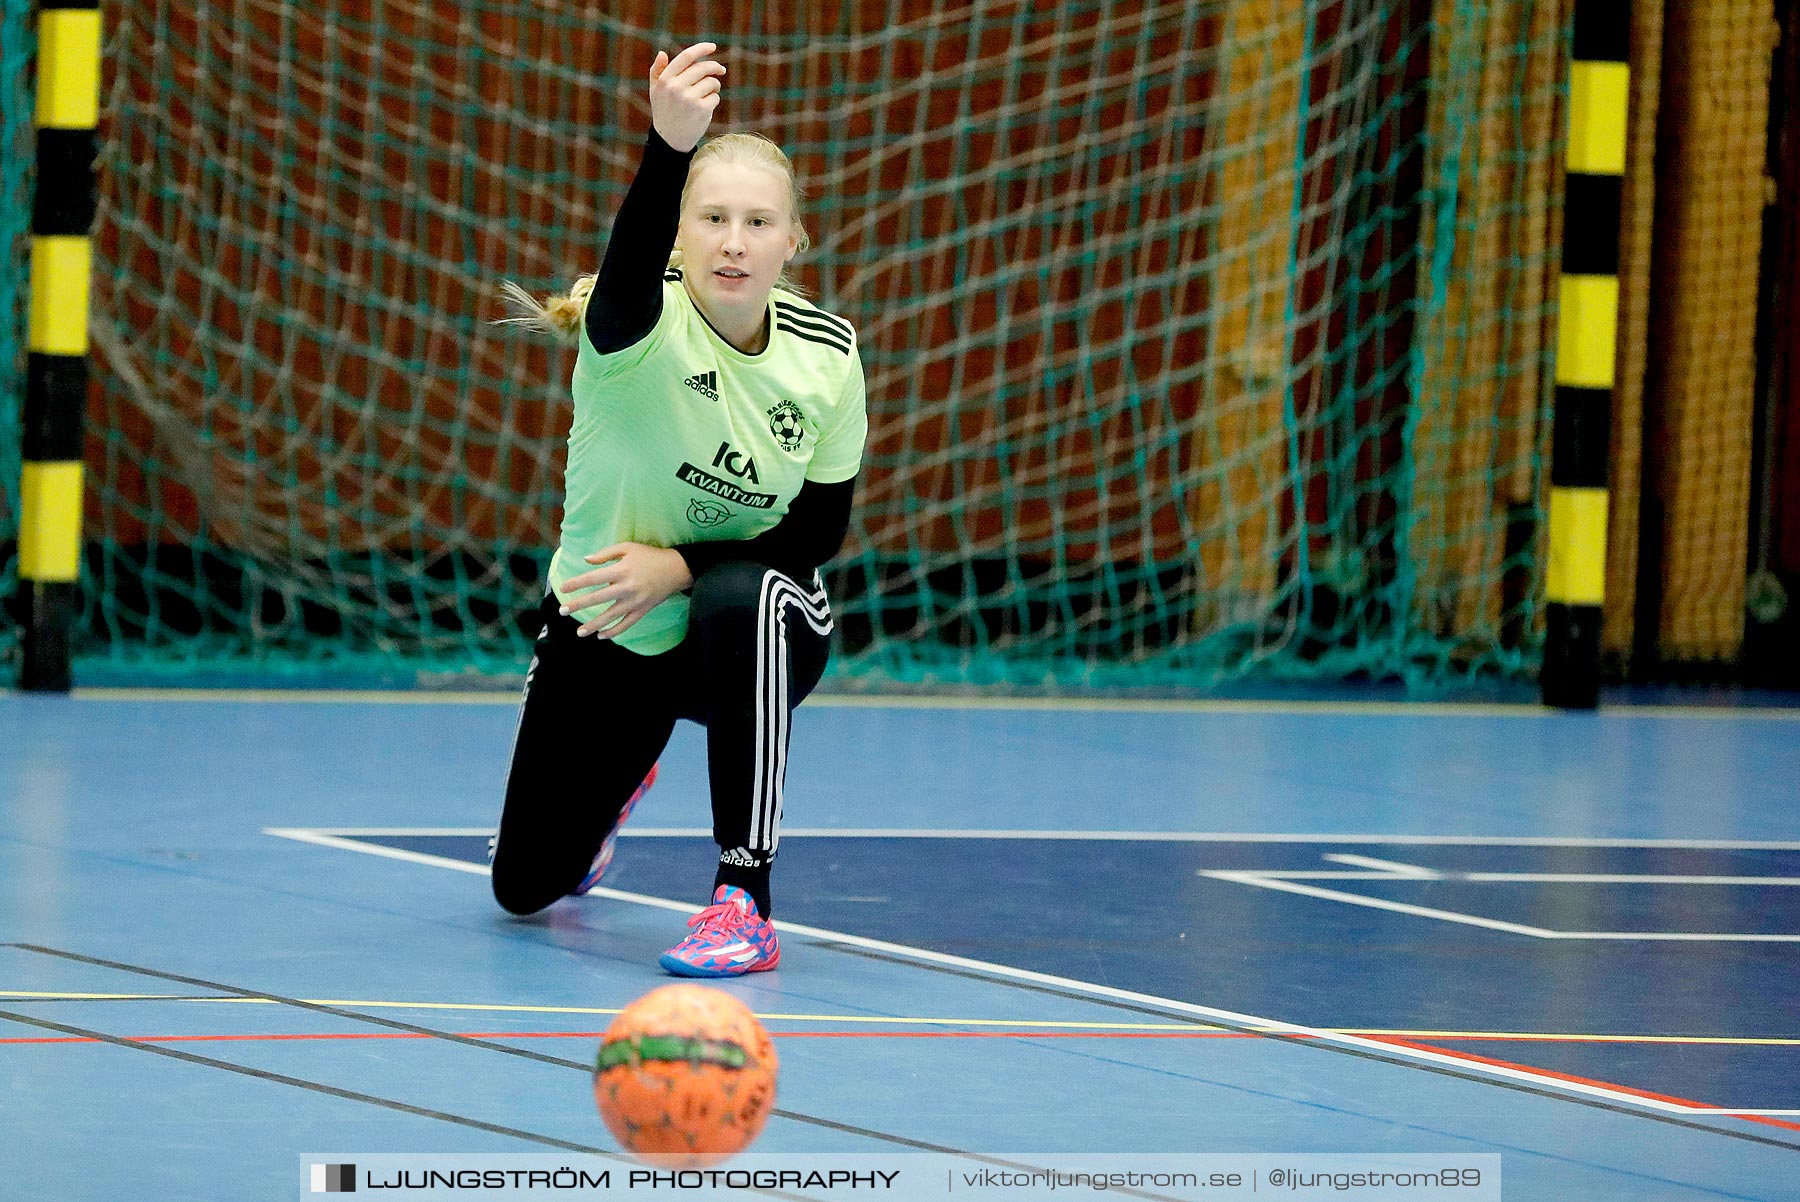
[1368,1035,1800,1133]
[764,1031,1249,1039]
[1408,1033,1800,1045]
[6,1027,1796,1130]
[0,1031,604,1046]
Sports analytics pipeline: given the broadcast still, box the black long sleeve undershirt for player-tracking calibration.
[584,131,856,582]
[584,130,694,355]
[674,476,856,583]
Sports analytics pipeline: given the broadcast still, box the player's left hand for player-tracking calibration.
[558,543,695,639]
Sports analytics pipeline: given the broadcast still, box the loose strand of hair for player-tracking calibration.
[493,276,594,340]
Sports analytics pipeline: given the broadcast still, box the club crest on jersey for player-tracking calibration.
[767,399,806,452]
[687,498,732,528]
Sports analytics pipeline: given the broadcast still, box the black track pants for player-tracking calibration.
[490,561,832,916]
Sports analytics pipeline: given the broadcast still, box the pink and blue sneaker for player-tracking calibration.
[658,885,781,977]
[570,763,659,896]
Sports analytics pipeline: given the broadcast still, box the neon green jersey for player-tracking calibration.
[550,270,868,654]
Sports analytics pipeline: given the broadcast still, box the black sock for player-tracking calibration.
[714,859,773,919]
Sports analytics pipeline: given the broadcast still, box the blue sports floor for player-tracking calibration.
[2,690,1799,1199]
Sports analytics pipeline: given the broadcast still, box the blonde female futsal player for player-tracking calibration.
[490,42,867,977]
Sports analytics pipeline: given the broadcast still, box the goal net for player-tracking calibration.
[5,0,1566,689]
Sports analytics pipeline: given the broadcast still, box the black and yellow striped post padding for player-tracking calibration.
[20,0,100,691]
[1540,3,1627,710]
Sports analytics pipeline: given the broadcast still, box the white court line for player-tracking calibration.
[1201,871,1563,938]
[1201,855,1800,942]
[1323,853,1440,877]
[268,828,1800,850]
[263,825,1800,1125]
[263,830,492,878]
[273,829,1800,942]
[1462,874,1800,886]
[1213,872,1800,886]
[277,828,512,838]
[263,829,702,918]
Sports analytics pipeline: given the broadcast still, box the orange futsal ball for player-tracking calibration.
[592,983,779,1165]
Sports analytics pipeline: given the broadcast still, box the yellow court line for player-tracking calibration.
[69,688,520,706]
[2,993,1213,1028]
[192,998,608,1015]
[36,687,1800,720]
[58,687,1555,714]
[3,993,1795,1044]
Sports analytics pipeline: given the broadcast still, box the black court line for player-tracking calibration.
[0,1007,826,1202]
[3,992,225,1003]
[0,1007,810,1202]
[812,941,1800,1156]
[4,942,610,1070]
[2,944,1184,1202]
[0,1006,621,1153]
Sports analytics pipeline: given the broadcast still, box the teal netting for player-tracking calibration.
[37,2,1568,690]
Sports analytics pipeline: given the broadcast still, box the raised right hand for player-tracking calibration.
[649,42,725,153]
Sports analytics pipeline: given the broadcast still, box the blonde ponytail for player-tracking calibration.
[495,275,595,340]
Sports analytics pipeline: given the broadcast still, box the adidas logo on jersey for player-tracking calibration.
[684,370,720,402]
